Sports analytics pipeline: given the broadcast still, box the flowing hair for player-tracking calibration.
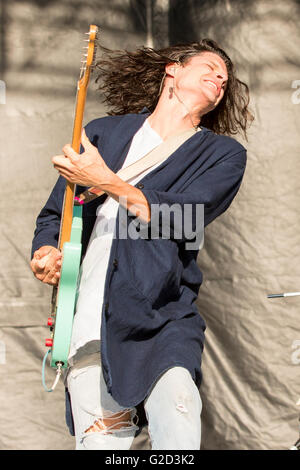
[94,39,254,138]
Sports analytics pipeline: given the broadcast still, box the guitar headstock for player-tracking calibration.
[79,24,98,87]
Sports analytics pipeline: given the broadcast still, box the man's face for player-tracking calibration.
[173,51,229,113]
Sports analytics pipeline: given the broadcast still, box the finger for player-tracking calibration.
[47,255,62,271]
[31,249,55,274]
[62,144,80,162]
[53,251,62,260]
[32,250,61,281]
[52,155,74,170]
[31,259,41,275]
[56,170,76,182]
[35,253,53,271]
[35,266,60,285]
[38,249,61,263]
[52,156,69,169]
[36,252,58,273]
[34,246,54,260]
[81,128,95,152]
[43,275,59,286]
[34,251,42,260]
[45,252,62,268]
[36,265,60,284]
[45,273,60,286]
[55,168,72,178]
[43,263,61,284]
[35,259,46,271]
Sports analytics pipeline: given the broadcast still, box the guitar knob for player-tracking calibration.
[45,338,53,347]
[47,317,54,326]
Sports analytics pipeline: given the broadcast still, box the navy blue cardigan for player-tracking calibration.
[32,110,246,434]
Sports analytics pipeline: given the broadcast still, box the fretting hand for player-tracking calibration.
[52,129,113,188]
[53,128,151,223]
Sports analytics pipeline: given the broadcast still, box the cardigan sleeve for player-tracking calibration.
[137,149,247,247]
[31,176,65,258]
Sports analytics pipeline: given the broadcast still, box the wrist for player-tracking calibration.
[97,169,123,192]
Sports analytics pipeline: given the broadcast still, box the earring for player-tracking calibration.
[169,70,176,99]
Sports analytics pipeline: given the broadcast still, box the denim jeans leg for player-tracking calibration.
[144,366,202,450]
[67,359,138,450]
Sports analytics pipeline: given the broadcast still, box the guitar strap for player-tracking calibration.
[76,126,201,204]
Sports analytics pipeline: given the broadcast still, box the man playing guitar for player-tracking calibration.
[31,39,252,450]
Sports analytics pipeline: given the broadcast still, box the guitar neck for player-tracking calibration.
[58,26,97,250]
[58,85,88,250]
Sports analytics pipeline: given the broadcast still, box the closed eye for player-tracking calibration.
[206,61,228,84]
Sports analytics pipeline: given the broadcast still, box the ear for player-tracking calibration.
[165,62,180,77]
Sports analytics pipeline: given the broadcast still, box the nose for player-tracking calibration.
[215,71,227,89]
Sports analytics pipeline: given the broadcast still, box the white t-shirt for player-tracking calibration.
[68,119,163,361]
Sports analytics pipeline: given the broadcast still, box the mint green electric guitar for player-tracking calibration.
[46,205,83,369]
[42,25,98,391]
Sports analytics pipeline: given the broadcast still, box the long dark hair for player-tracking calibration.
[94,39,253,138]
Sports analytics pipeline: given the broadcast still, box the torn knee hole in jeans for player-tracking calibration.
[84,408,138,435]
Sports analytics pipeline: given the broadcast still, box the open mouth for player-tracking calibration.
[204,80,219,94]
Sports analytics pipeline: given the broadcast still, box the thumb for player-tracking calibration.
[34,246,54,260]
[81,128,95,152]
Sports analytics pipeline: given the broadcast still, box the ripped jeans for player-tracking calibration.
[66,354,202,450]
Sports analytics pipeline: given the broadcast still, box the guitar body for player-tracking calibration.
[50,205,82,368]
